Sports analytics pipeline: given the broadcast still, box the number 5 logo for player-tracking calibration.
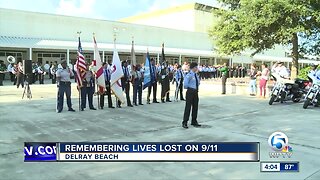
[268,132,288,151]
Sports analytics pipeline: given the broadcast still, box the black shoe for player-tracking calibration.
[221,93,226,95]
[147,102,151,104]
[81,108,84,111]
[191,123,201,127]
[101,107,104,109]
[180,99,186,101]
[139,103,144,105]
[161,100,165,103]
[117,105,122,108]
[153,101,160,103]
[134,103,138,106]
[166,100,172,102]
[57,110,62,113]
[128,105,134,107]
[109,106,115,109]
[182,124,188,129]
[90,107,97,110]
[68,108,76,112]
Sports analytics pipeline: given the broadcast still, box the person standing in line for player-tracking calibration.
[249,64,258,96]
[100,62,115,109]
[174,65,185,101]
[147,58,159,104]
[80,64,96,111]
[258,63,270,98]
[219,63,228,94]
[132,64,144,106]
[0,60,6,86]
[56,60,75,113]
[50,64,57,84]
[37,63,45,84]
[182,62,201,129]
[7,63,15,83]
[117,60,133,108]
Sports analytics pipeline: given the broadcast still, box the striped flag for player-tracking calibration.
[110,47,125,104]
[75,37,86,88]
[93,36,105,94]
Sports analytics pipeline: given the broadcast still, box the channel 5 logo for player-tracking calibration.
[268,132,293,158]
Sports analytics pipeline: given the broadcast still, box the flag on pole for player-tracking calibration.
[143,51,152,89]
[160,43,170,98]
[110,47,125,104]
[92,36,105,94]
[75,37,86,88]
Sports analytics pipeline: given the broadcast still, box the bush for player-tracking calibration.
[298,67,312,80]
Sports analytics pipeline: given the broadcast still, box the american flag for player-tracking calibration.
[76,37,86,88]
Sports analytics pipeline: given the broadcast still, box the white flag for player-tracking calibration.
[93,36,105,93]
[110,48,125,104]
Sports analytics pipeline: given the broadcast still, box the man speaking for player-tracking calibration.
[182,62,201,129]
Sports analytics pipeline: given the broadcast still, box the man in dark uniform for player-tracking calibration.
[147,58,159,104]
[80,64,96,111]
[100,62,114,109]
[160,61,171,103]
[132,64,143,106]
[182,62,201,129]
[117,60,133,108]
[56,60,75,113]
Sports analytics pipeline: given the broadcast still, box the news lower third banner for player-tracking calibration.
[24,142,260,162]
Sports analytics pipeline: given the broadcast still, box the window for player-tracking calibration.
[43,54,51,57]
[52,54,60,58]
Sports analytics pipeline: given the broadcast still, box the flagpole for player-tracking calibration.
[93,33,100,109]
[77,31,82,111]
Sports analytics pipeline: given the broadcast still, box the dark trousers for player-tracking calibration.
[222,75,227,94]
[100,83,113,108]
[38,74,44,84]
[10,72,15,82]
[52,75,56,84]
[0,73,4,86]
[161,81,170,101]
[133,81,142,105]
[175,81,184,100]
[183,89,199,124]
[57,82,72,111]
[147,82,157,102]
[81,86,94,109]
[118,82,132,106]
[16,74,24,88]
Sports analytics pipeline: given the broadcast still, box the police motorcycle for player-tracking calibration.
[269,73,309,105]
[303,72,320,109]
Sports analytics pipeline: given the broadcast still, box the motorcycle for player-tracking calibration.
[269,73,309,105]
[303,73,320,109]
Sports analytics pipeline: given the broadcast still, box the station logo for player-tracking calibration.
[268,132,293,158]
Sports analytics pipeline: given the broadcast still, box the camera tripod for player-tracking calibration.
[22,76,32,99]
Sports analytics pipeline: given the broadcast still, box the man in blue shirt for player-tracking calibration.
[182,62,201,128]
[175,64,185,101]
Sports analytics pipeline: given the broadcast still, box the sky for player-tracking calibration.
[0,0,219,20]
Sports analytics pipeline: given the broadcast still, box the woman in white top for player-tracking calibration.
[259,63,270,98]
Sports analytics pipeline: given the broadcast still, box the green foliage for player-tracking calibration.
[209,0,320,56]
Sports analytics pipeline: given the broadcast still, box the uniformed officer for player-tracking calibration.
[16,62,24,88]
[80,64,96,111]
[147,58,159,104]
[56,60,75,113]
[0,60,6,86]
[117,60,133,108]
[100,62,114,109]
[160,61,171,103]
[174,65,185,101]
[182,62,201,129]
[37,63,45,84]
[132,64,144,106]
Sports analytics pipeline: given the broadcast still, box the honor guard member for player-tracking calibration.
[182,62,201,129]
[147,58,159,104]
[7,63,15,82]
[50,64,57,84]
[56,60,75,113]
[80,64,96,111]
[100,62,114,109]
[175,65,185,101]
[132,64,144,106]
[37,63,45,84]
[117,60,133,108]
[219,63,228,95]
[0,60,6,86]
[160,61,171,103]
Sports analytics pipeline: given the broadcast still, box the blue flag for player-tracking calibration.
[143,52,152,89]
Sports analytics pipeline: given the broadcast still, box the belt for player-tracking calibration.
[187,88,198,91]
[59,81,71,85]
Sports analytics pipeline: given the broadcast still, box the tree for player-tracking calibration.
[209,0,320,79]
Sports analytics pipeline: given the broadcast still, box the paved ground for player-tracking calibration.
[0,79,319,180]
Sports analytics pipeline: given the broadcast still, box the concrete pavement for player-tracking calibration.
[0,80,319,180]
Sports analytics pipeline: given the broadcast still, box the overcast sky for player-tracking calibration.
[0,0,219,20]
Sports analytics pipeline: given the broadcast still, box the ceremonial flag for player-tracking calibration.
[143,51,152,89]
[160,43,170,98]
[131,40,136,67]
[161,43,166,67]
[93,36,105,94]
[75,37,86,88]
[110,47,125,104]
